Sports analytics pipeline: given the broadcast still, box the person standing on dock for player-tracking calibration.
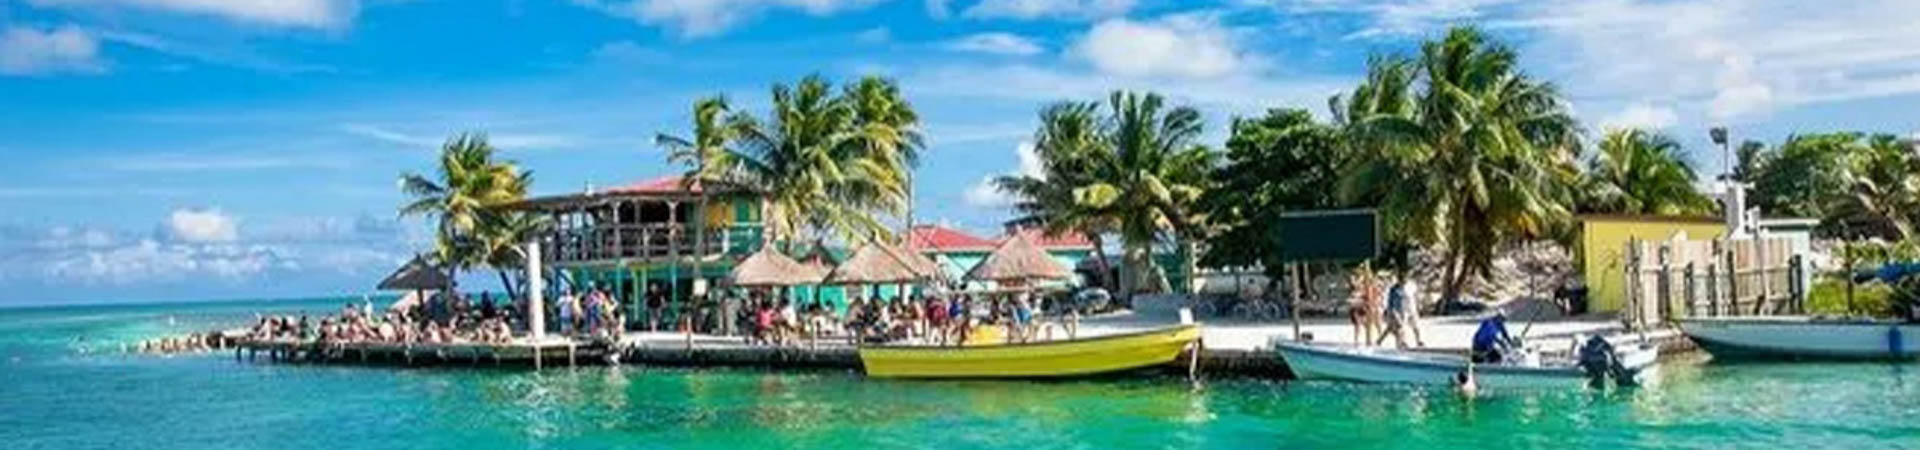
[719,290,739,337]
[645,283,666,332]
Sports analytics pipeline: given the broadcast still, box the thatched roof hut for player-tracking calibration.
[377,256,451,291]
[965,233,1071,283]
[826,240,940,285]
[730,248,826,287]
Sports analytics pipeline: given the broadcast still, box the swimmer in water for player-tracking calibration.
[1455,362,1479,398]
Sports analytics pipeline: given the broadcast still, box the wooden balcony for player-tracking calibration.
[540,223,763,266]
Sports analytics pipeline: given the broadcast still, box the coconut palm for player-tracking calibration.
[1581,128,1715,216]
[475,210,549,298]
[398,133,531,290]
[687,75,919,247]
[1337,26,1581,303]
[658,96,735,285]
[1833,133,1920,239]
[997,101,1119,287]
[998,91,1215,297]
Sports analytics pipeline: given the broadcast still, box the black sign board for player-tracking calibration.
[1274,209,1379,262]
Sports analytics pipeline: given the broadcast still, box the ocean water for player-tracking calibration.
[4,299,1919,449]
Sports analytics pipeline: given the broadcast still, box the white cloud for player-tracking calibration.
[962,0,1134,20]
[1070,15,1244,79]
[944,32,1043,56]
[962,141,1045,208]
[0,212,413,287]
[0,25,105,76]
[340,124,579,151]
[102,152,349,172]
[963,175,1016,208]
[856,27,892,44]
[1502,0,1920,121]
[572,0,885,38]
[926,0,952,19]
[28,0,359,28]
[1014,141,1044,179]
[1600,103,1679,131]
[166,208,239,243]
[906,62,1348,116]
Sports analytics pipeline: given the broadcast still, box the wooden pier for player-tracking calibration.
[220,324,1695,378]
[233,336,611,369]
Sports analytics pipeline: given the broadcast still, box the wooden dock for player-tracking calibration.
[233,336,611,369]
[221,324,1695,378]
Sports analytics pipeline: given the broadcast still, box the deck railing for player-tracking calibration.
[541,223,763,265]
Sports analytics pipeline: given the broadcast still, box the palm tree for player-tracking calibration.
[684,75,920,248]
[998,91,1215,297]
[399,133,531,292]
[997,102,1119,288]
[476,210,549,298]
[658,96,735,289]
[1338,27,1581,303]
[1834,133,1920,239]
[1581,128,1715,216]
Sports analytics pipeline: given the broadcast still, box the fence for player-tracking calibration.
[1623,237,1805,329]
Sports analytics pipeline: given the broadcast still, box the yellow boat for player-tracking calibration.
[858,324,1202,378]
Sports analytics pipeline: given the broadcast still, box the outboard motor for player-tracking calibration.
[1577,335,1623,387]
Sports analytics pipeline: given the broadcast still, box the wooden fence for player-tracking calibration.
[1623,237,1806,329]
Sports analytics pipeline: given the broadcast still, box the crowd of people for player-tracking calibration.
[670,289,1081,347]
[247,292,518,346]
[227,281,1088,349]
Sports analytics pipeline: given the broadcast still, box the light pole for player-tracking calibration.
[1709,126,1730,181]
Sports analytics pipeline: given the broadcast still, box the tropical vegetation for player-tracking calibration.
[665,75,922,248]
[398,133,544,296]
[1579,129,1716,216]
[995,92,1216,297]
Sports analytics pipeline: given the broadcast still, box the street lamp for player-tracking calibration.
[1709,126,1729,181]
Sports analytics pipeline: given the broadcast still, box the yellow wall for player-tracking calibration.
[1579,217,1728,312]
[704,198,733,226]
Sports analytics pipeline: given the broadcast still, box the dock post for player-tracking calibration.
[526,240,547,341]
[568,342,577,368]
[535,345,543,370]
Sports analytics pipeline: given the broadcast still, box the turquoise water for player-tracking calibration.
[4,299,1919,449]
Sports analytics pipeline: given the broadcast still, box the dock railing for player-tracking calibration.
[541,223,763,265]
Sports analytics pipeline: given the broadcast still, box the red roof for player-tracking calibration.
[905,225,997,252]
[1002,227,1093,250]
[604,175,705,195]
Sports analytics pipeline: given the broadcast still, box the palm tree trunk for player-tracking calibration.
[1087,232,1113,289]
[1180,236,1200,295]
[498,270,518,300]
[1120,243,1143,304]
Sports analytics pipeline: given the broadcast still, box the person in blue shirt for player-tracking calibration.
[1470,312,1514,363]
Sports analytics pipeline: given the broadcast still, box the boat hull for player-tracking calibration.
[1274,341,1656,388]
[859,324,1201,378]
[1679,316,1920,360]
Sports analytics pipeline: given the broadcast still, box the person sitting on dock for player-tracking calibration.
[1470,313,1515,364]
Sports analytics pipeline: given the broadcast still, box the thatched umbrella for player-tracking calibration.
[730,247,826,287]
[377,255,450,291]
[966,233,1072,284]
[827,242,936,285]
[880,240,943,281]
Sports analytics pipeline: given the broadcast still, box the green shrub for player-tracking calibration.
[1805,277,1893,316]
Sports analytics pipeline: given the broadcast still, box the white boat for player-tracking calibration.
[1272,340,1659,388]
[1678,316,1920,360]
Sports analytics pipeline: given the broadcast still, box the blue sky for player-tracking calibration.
[2,0,1917,305]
